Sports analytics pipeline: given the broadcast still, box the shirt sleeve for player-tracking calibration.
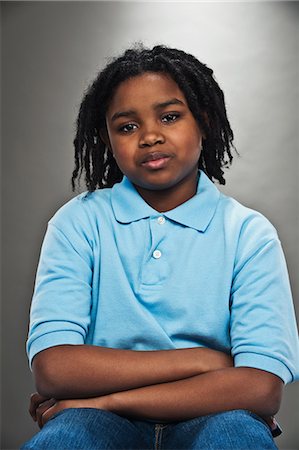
[230,216,299,384]
[26,201,94,369]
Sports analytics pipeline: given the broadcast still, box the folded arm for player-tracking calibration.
[106,367,283,422]
[33,364,283,428]
[32,344,233,399]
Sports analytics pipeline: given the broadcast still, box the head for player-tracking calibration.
[72,44,235,192]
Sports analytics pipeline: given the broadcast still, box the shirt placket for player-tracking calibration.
[140,215,168,287]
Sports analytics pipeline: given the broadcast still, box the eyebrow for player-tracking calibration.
[153,98,185,109]
[110,98,185,122]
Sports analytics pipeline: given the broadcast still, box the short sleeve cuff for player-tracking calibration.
[234,352,293,384]
[28,330,84,370]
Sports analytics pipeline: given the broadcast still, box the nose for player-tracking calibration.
[139,123,165,148]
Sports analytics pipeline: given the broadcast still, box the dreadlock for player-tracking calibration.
[72,44,236,192]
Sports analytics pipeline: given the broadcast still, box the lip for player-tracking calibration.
[141,153,172,170]
[141,151,172,163]
[140,152,172,170]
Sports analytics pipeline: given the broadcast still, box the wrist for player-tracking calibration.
[106,391,122,414]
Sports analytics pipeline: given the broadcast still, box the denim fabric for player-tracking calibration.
[21,408,278,450]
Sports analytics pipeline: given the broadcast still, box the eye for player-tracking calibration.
[161,113,180,123]
[118,123,138,133]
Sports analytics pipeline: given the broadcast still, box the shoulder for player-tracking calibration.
[216,192,281,266]
[49,188,113,230]
[199,172,277,244]
[218,192,278,242]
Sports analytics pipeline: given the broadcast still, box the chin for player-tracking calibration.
[134,178,180,192]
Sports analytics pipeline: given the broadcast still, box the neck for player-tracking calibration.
[134,171,199,213]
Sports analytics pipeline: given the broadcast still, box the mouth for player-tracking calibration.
[140,152,172,170]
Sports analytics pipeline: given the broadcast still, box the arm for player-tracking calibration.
[32,344,233,398]
[36,366,283,427]
[230,227,299,384]
[106,367,283,422]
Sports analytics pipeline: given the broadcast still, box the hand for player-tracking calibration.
[260,415,281,435]
[29,392,56,427]
[29,392,112,429]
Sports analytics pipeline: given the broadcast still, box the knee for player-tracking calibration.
[205,409,274,443]
[21,408,109,449]
[209,410,267,429]
[193,410,276,449]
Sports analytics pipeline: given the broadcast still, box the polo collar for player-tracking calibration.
[111,170,220,232]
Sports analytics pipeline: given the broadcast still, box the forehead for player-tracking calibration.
[107,72,186,113]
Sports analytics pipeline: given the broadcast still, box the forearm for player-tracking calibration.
[108,367,283,422]
[33,344,233,399]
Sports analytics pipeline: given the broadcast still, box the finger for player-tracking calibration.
[36,399,57,429]
[29,393,51,420]
[260,415,274,427]
[41,403,62,429]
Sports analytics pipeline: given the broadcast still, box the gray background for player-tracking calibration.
[1,1,299,449]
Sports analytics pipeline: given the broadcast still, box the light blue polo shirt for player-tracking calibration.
[27,171,299,384]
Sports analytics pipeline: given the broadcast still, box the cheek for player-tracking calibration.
[179,135,202,159]
[173,123,202,150]
[110,139,130,158]
[112,145,135,170]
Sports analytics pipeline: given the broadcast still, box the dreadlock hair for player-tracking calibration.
[72,43,236,192]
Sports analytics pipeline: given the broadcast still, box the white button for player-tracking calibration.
[153,249,162,259]
[157,216,165,225]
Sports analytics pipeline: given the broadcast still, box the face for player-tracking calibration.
[104,72,204,194]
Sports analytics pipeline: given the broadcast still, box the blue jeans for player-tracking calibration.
[21,408,278,449]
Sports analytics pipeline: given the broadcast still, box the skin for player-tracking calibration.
[103,72,204,212]
[30,346,234,428]
[29,72,284,429]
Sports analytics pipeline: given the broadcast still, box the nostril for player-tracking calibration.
[139,136,165,148]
